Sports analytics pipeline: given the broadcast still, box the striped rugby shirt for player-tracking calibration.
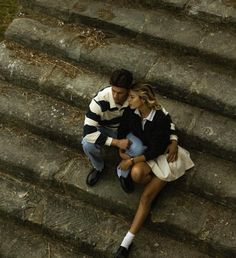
[83,86,129,146]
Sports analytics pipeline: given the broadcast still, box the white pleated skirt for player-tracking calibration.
[146,146,194,182]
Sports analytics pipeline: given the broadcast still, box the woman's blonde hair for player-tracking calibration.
[131,83,161,109]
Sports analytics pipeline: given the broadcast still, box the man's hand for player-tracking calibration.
[117,139,132,150]
[165,140,178,163]
[119,159,132,170]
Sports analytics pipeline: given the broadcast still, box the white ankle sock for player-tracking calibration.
[120,231,135,250]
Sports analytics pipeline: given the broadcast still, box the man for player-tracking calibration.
[82,69,178,192]
[82,69,133,189]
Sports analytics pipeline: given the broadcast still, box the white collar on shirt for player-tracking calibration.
[134,108,156,129]
[134,108,156,121]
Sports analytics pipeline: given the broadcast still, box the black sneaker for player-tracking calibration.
[86,168,103,186]
[119,174,134,193]
[115,246,131,258]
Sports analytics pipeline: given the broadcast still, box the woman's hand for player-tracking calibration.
[119,159,132,170]
[165,140,178,162]
[119,148,131,160]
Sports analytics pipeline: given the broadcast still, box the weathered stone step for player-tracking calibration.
[0,172,212,258]
[4,18,236,120]
[0,120,235,211]
[0,114,236,213]
[0,44,236,162]
[18,0,236,68]
[0,41,105,110]
[0,81,84,150]
[0,217,91,258]
[93,0,236,27]
[0,124,235,257]
[182,0,236,26]
[176,151,236,211]
[0,124,80,184]
[150,187,236,258]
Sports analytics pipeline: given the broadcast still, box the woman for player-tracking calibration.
[115,83,194,258]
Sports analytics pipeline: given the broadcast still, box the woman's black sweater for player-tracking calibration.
[118,107,173,161]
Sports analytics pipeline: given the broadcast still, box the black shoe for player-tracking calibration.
[119,175,134,193]
[86,168,103,186]
[115,246,131,258]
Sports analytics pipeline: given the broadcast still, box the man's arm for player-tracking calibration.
[84,97,130,149]
[83,98,111,146]
[112,139,131,150]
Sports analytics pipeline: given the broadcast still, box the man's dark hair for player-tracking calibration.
[110,69,133,89]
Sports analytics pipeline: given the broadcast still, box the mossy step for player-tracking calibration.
[0,44,236,162]
[0,124,235,257]
[0,172,212,258]
[4,18,236,120]
[0,0,19,41]
[18,0,236,68]
[0,216,91,258]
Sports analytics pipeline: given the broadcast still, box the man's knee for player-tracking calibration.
[82,138,99,153]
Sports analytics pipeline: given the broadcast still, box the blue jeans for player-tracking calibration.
[117,133,147,178]
[81,127,117,171]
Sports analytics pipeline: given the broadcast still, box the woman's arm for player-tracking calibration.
[143,111,175,161]
[165,139,178,162]
[131,155,146,164]
[143,131,169,161]
[119,155,146,170]
[119,148,130,160]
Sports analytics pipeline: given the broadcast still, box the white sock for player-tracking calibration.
[120,231,135,250]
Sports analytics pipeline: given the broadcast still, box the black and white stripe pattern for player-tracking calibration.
[83,87,128,146]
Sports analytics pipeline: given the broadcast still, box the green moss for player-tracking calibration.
[0,0,19,41]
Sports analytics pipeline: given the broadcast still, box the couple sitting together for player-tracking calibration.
[82,69,194,258]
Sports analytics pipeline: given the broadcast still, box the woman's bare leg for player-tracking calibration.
[116,163,166,256]
[129,176,167,234]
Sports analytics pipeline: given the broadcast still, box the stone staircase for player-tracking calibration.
[0,0,235,257]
